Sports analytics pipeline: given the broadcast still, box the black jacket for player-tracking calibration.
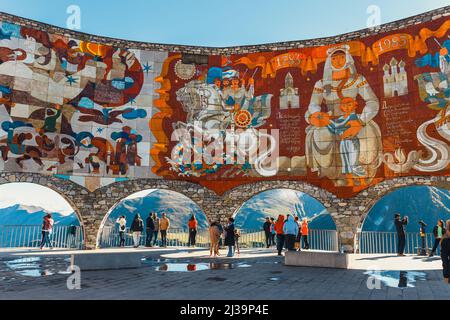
[146,217,155,231]
[130,218,144,232]
[224,223,235,246]
[263,221,271,234]
[395,218,408,236]
[441,237,450,279]
[433,225,447,238]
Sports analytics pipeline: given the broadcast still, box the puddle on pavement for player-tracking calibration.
[2,256,71,278]
[143,259,252,272]
[364,270,427,288]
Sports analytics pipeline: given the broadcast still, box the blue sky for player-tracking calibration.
[0,0,448,46]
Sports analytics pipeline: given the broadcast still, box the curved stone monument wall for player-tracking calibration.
[0,7,449,200]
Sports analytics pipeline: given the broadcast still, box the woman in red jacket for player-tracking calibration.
[301,218,310,250]
[188,215,198,247]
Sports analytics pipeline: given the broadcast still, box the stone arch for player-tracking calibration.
[230,186,338,228]
[215,181,338,223]
[354,176,450,229]
[335,176,450,252]
[95,184,211,248]
[0,172,88,248]
[232,186,337,228]
[86,179,215,248]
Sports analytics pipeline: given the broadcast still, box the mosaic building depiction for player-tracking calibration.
[0,11,449,199]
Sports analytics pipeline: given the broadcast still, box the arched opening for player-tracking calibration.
[232,189,338,251]
[359,186,450,254]
[97,189,209,248]
[0,182,84,249]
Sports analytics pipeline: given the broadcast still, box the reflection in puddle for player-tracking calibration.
[149,261,252,272]
[364,270,427,288]
[3,256,70,278]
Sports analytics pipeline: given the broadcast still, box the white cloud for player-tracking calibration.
[0,183,74,215]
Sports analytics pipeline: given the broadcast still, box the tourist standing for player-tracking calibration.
[130,214,144,248]
[430,219,446,257]
[283,215,298,251]
[270,218,276,247]
[224,218,236,257]
[301,218,310,250]
[145,213,155,247]
[188,215,198,247]
[217,222,224,249]
[263,217,272,248]
[294,216,302,251]
[40,214,54,250]
[67,224,77,248]
[116,215,127,247]
[440,220,450,284]
[234,228,241,255]
[419,220,428,256]
[274,215,285,256]
[395,214,408,256]
[152,213,159,246]
[160,213,170,247]
[209,222,221,257]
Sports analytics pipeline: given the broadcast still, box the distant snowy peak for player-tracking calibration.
[17,204,51,214]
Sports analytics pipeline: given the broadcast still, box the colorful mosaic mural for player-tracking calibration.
[0,16,449,196]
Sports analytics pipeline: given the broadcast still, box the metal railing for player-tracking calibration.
[98,226,339,252]
[359,231,439,254]
[0,225,84,249]
[98,227,211,248]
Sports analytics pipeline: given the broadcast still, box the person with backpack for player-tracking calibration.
[116,215,127,247]
[145,213,155,247]
[130,214,144,248]
[40,214,54,250]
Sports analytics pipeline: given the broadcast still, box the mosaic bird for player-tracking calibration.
[77,107,134,125]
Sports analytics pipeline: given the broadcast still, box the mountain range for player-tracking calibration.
[0,204,79,226]
[363,186,450,232]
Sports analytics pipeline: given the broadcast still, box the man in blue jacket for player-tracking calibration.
[283,215,299,251]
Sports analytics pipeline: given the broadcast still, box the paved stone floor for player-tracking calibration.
[0,248,449,300]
